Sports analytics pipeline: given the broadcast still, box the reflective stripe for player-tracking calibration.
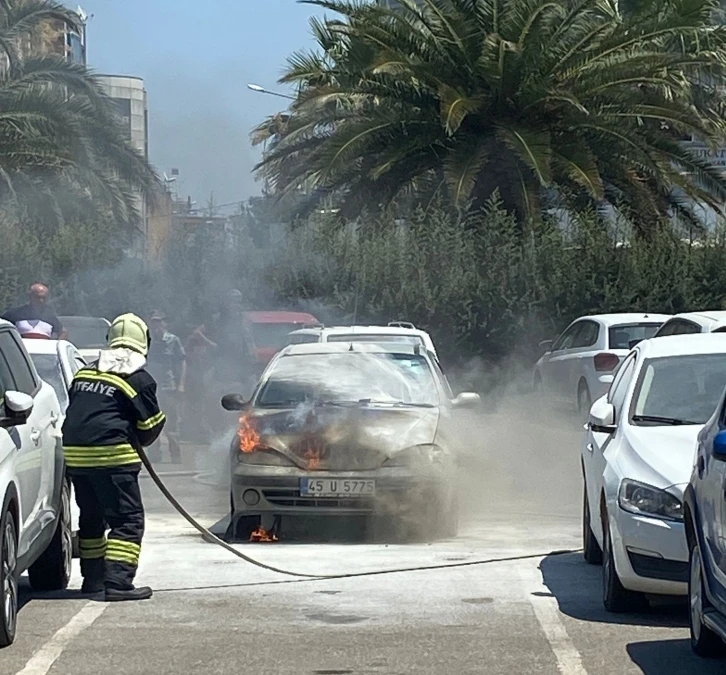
[74,370,137,399]
[106,539,141,566]
[79,536,107,559]
[64,444,140,468]
[137,411,165,431]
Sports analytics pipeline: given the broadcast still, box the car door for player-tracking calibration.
[541,321,584,400]
[583,351,638,542]
[0,330,49,546]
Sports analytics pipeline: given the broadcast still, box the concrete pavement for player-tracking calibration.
[0,401,719,675]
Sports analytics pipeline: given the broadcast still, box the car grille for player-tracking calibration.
[262,488,375,510]
[627,551,688,583]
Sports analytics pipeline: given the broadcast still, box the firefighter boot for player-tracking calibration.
[105,586,154,602]
[80,558,105,595]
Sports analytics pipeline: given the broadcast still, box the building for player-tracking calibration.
[96,75,150,258]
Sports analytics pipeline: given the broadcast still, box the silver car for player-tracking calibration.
[221,342,480,541]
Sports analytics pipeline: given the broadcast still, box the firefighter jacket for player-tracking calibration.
[62,348,166,469]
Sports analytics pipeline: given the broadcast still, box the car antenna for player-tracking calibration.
[348,342,354,351]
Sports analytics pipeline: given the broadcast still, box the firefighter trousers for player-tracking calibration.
[69,465,145,591]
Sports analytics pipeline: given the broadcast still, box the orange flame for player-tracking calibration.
[238,414,260,453]
[249,526,279,543]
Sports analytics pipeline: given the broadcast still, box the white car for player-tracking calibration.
[534,313,671,416]
[286,322,439,361]
[23,339,87,541]
[0,322,72,647]
[581,333,726,612]
[652,310,726,337]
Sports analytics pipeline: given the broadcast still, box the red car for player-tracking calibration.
[243,311,320,366]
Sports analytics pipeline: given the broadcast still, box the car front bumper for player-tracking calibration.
[230,463,449,518]
[610,507,688,595]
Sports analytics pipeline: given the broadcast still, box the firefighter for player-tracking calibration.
[62,313,166,601]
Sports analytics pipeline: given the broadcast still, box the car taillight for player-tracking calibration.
[594,352,620,372]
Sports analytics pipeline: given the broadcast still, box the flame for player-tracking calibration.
[304,447,322,471]
[238,414,260,453]
[249,526,278,543]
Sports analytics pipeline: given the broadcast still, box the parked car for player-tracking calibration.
[220,342,479,541]
[582,333,726,613]
[58,315,110,363]
[651,310,726,338]
[23,338,87,546]
[286,322,439,362]
[684,372,726,657]
[534,313,671,416]
[0,321,72,647]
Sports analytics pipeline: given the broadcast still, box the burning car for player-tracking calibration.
[221,342,481,541]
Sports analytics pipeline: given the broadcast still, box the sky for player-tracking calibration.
[76,0,322,209]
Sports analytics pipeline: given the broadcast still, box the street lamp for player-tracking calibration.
[247,83,295,100]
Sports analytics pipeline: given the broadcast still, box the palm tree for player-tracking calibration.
[0,0,158,228]
[254,0,726,230]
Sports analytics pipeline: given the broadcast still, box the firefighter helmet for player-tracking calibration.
[107,313,151,356]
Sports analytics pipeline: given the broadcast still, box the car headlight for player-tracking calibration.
[384,444,445,467]
[618,479,683,521]
[237,448,295,467]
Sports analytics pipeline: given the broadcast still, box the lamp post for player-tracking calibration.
[247,83,295,100]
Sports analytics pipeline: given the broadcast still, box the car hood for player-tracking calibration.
[242,404,440,471]
[622,425,701,490]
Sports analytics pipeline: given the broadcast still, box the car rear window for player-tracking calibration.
[326,334,424,347]
[608,323,662,350]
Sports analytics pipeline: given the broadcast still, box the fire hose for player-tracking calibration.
[138,447,582,585]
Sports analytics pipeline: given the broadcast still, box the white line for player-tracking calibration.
[519,563,589,675]
[14,601,108,675]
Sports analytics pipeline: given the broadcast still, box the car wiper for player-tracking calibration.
[357,399,435,408]
[632,414,700,426]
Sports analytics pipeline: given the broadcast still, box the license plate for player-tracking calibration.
[300,478,375,497]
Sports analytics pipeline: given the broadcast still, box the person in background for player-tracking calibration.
[145,311,186,464]
[184,322,216,443]
[1,282,67,339]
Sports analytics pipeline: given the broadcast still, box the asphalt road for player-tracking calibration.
[0,400,721,675]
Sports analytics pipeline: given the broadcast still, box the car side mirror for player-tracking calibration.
[589,397,616,434]
[221,393,246,411]
[539,339,553,353]
[452,392,481,409]
[0,391,34,428]
[713,430,726,460]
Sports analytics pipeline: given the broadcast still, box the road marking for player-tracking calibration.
[14,601,108,675]
[520,563,589,675]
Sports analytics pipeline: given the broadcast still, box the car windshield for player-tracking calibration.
[30,353,68,409]
[255,352,439,407]
[631,354,726,426]
[608,323,662,350]
[327,333,424,348]
[60,317,108,349]
[250,323,306,350]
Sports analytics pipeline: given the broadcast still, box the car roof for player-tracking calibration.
[638,333,726,358]
[578,313,671,326]
[22,339,75,355]
[278,342,425,357]
[323,325,429,335]
[243,311,318,324]
[58,315,110,325]
[669,310,726,324]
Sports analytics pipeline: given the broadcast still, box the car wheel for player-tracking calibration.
[602,516,647,613]
[582,488,602,565]
[689,539,726,657]
[28,479,72,592]
[577,381,591,421]
[0,501,18,648]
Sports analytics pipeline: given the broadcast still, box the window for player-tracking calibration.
[552,323,582,352]
[608,323,662,349]
[655,319,700,337]
[30,354,67,408]
[429,355,453,399]
[0,331,37,395]
[288,333,319,345]
[609,353,636,417]
[572,321,600,349]
[630,354,726,425]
